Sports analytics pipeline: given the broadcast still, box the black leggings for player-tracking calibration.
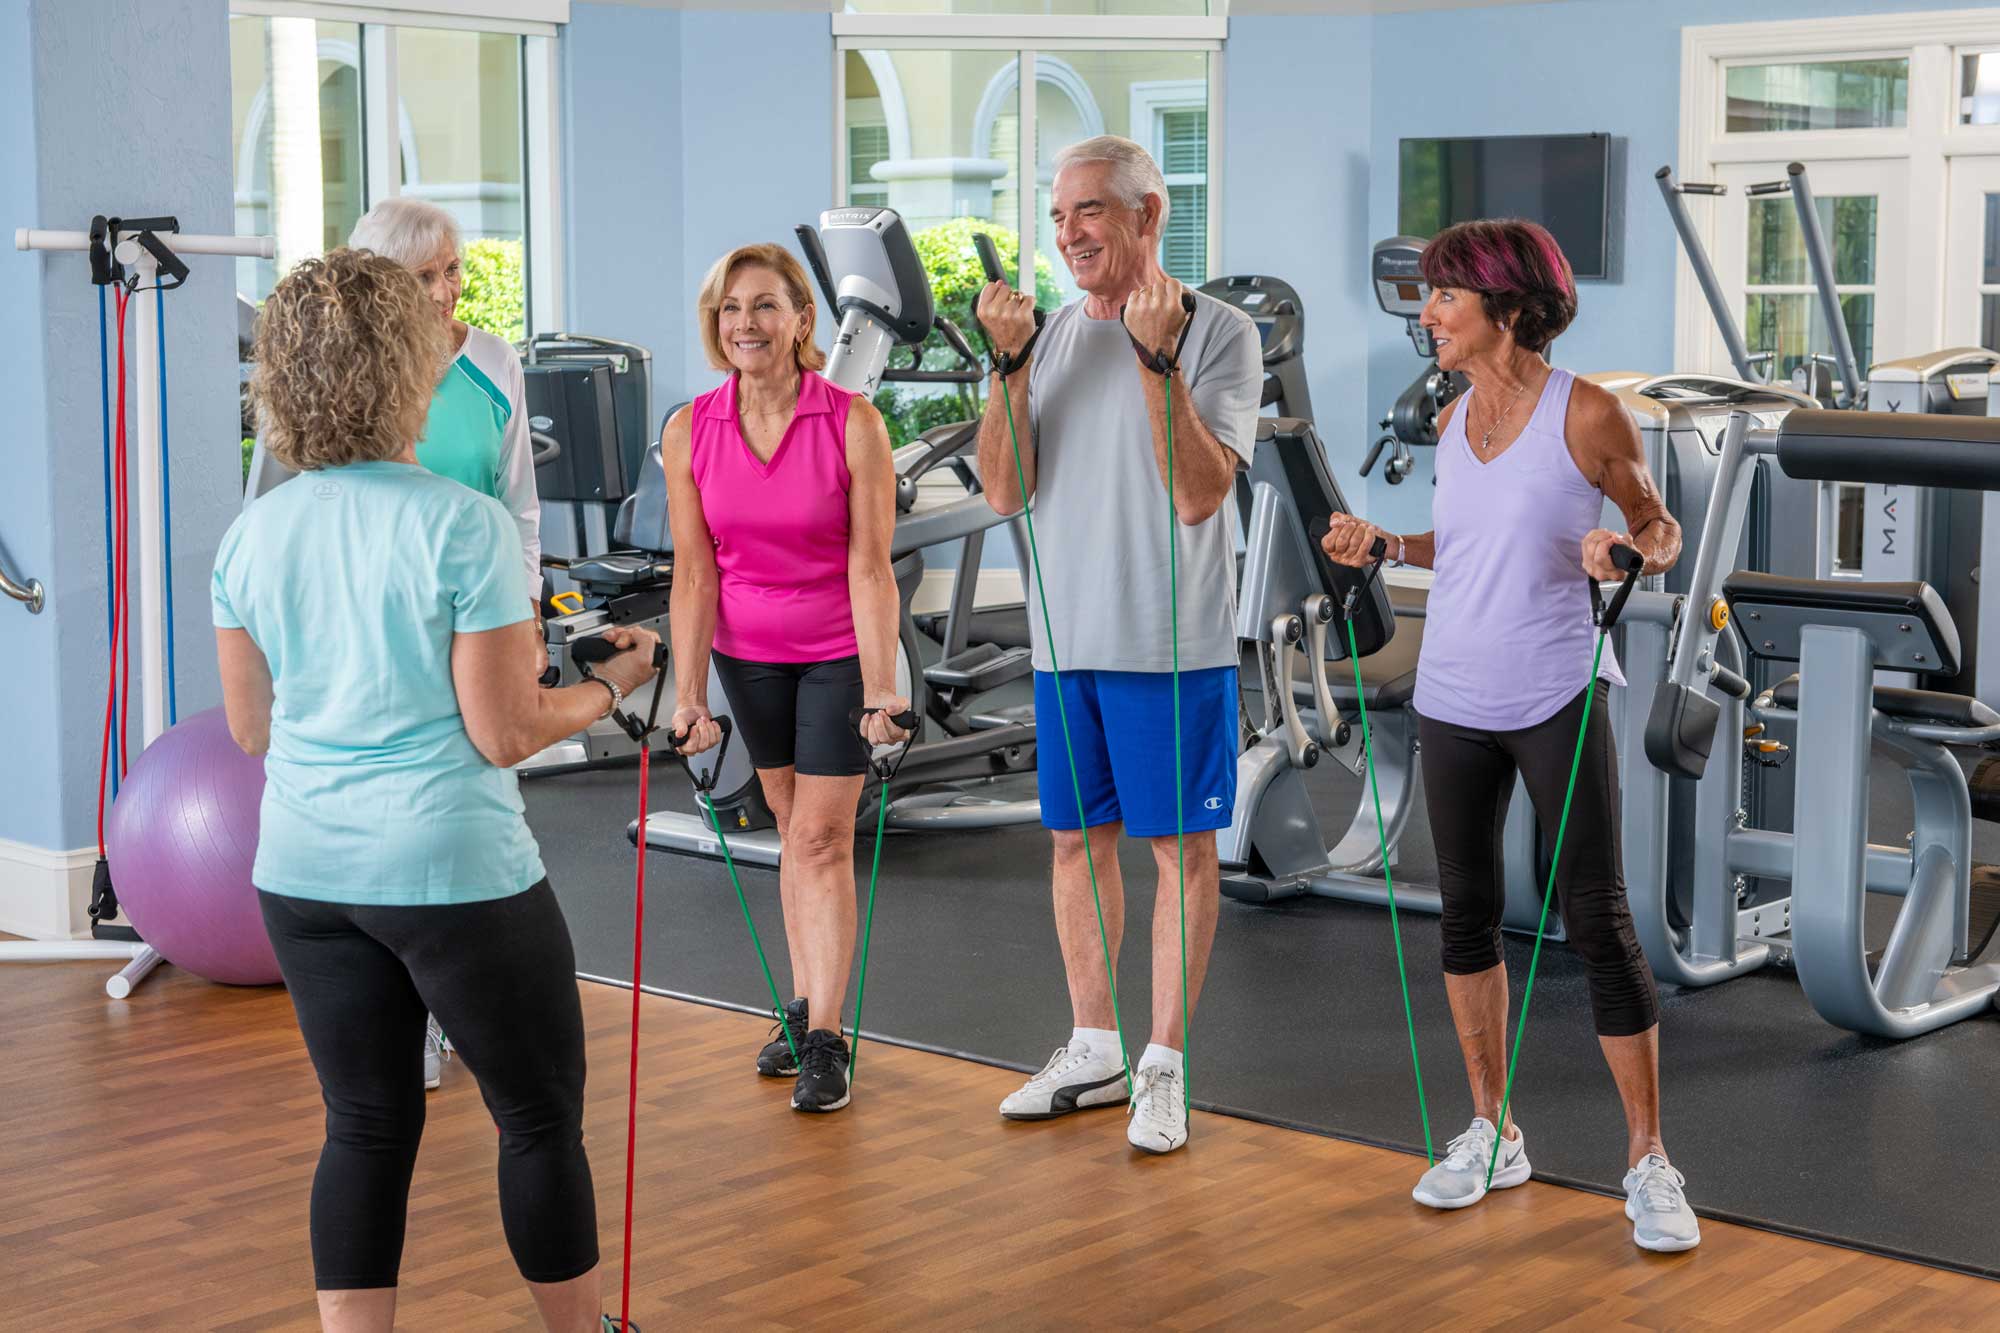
[1418,682,1660,1038]
[258,881,598,1290]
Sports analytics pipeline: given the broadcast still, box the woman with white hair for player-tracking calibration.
[345,198,543,613]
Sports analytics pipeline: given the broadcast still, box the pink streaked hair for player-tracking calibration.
[1418,219,1577,351]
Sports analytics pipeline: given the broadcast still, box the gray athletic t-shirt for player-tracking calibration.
[1023,290,1261,673]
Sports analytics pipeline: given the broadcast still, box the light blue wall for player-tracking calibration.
[3,0,237,852]
[0,0,58,847]
[1221,12,1375,457]
[1356,0,2000,532]
[677,9,837,399]
[563,2,684,420]
[563,6,835,408]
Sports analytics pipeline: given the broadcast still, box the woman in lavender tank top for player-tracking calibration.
[660,243,911,1115]
[1323,221,1701,1252]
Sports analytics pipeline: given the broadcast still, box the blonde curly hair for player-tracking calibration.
[251,248,449,471]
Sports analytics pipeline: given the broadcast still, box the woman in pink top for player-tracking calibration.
[662,242,909,1114]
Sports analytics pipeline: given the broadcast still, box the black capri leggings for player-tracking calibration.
[258,880,598,1290]
[712,649,868,777]
[1418,681,1660,1038]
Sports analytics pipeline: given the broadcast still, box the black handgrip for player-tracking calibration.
[1361,435,1389,477]
[572,633,668,670]
[973,231,1008,287]
[850,706,920,732]
[571,634,622,665]
[1709,662,1751,701]
[795,223,839,313]
[1592,543,1645,631]
[667,713,732,752]
[935,314,982,369]
[1126,292,1200,376]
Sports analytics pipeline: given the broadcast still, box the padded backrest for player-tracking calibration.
[1247,418,1396,658]
[1722,571,1959,675]
[1777,409,2000,490]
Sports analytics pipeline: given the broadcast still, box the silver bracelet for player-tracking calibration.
[588,676,624,719]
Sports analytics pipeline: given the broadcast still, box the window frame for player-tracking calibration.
[832,28,1224,304]
[1674,12,2000,375]
[230,0,563,335]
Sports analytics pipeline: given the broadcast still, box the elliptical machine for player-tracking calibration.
[1361,237,1464,486]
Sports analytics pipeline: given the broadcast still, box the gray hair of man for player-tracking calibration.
[347,196,462,270]
[1051,134,1170,234]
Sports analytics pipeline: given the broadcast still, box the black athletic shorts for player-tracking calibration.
[711,649,869,777]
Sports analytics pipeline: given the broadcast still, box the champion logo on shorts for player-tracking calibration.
[1203,796,1224,811]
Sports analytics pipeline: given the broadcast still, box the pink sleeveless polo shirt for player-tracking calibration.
[689,370,860,663]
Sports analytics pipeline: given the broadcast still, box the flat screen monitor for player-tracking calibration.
[1398,133,1612,280]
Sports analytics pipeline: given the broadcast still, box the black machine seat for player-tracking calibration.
[1722,571,1960,676]
[566,552,669,590]
[1766,673,2000,729]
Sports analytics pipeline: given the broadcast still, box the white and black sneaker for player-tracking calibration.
[757,998,809,1078]
[790,1029,851,1113]
[999,1043,1130,1120]
[1126,1064,1189,1154]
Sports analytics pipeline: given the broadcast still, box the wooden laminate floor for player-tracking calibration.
[2,962,1994,1330]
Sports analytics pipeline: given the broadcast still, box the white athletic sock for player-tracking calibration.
[1139,1042,1184,1076]
[1071,1027,1122,1060]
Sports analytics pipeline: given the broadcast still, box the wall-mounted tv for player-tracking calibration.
[1398,133,1616,280]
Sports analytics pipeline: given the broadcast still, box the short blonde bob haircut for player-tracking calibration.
[252,248,450,471]
[696,243,826,374]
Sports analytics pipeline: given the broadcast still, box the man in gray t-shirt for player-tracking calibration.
[974,135,1261,1156]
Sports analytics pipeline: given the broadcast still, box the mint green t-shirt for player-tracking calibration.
[211,460,545,906]
[417,353,510,499]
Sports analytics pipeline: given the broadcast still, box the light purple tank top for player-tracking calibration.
[1415,366,1624,731]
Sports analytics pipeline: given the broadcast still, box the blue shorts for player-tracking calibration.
[1033,667,1239,837]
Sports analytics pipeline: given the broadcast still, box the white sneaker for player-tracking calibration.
[1624,1153,1700,1252]
[1125,1064,1189,1155]
[999,1044,1129,1120]
[1412,1117,1531,1209]
[423,1015,448,1091]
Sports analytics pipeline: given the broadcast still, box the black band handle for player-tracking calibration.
[972,231,1043,378]
[849,706,920,782]
[1124,291,1198,377]
[666,715,735,793]
[1590,544,1646,631]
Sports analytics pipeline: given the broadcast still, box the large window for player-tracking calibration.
[1673,14,2000,382]
[1743,191,1878,382]
[228,6,558,342]
[836,33,1216,446]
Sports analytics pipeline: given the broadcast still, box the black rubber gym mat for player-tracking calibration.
[525,760,2000,1280]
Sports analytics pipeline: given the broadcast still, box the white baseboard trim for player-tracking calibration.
[0,838,105,940]
[910,568,1025,617]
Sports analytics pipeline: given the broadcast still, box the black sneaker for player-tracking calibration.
[790,1029,851,1113]
[757,998,808,1077]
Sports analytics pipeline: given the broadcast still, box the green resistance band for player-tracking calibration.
[848,705,919,1080]
[1484,543,1644,1188]
[668,718,798,1072]
[1334,542,1434,1165]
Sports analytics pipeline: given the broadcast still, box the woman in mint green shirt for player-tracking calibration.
[217,248,658,1330]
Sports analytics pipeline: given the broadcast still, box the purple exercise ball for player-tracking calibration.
[105,705,282,987]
